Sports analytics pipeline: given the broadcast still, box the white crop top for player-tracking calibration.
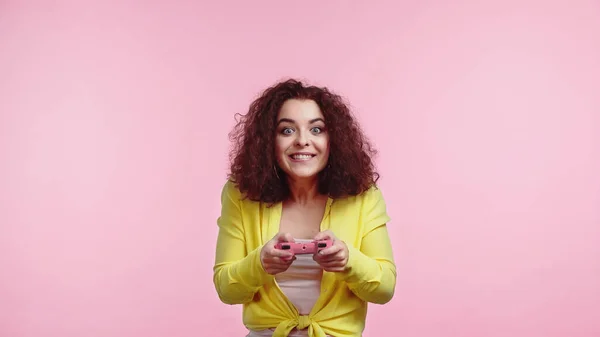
[246,239,325,337]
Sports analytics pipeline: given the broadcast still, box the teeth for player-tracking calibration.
[291,154,313,160]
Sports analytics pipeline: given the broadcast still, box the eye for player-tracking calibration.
[281,127,294,135]
[311,127,323,134]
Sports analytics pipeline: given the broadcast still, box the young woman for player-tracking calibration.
[213,79,396,337]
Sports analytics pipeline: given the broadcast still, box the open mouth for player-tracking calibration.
[289,153,316,161]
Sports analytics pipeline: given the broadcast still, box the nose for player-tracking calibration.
[295,130,309,147]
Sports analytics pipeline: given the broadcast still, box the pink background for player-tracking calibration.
[1,1,599,336]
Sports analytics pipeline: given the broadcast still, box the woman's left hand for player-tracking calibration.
[312,230,349,272]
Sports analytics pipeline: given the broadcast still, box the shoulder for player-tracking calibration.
[332,184,387,212]
[361,184,385,202]
[220,179,244,205]
[355,185,390,220]
[359,185,390,229]
[332,184,390,232]
[220,179,262,208]
[340,184,385,205]
[221,179,241,195]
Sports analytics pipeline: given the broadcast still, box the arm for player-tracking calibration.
[336,188,397,304]
[212,181,272,305]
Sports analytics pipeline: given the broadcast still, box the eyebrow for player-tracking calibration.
[276,118,325,126]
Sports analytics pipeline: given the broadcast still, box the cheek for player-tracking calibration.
[274,137,289,156]
[317,136,330,154]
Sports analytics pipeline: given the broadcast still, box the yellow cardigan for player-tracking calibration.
[213,180,397,337]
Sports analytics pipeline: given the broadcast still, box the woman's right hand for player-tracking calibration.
[260,232,296,275]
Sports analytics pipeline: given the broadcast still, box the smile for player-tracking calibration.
[289,153,316,161]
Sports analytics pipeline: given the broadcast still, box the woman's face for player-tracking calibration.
[274,99,330,182]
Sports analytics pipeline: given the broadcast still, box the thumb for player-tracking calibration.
[274,232,295,243]
[313,230,333,242]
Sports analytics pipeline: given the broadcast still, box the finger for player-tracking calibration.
[273,254,298,263]
[274,232,295,243]
[315,258,345,268]
[266,257,296,273]
[269,248,295,259]
[316,254,344,264]
[281,255,297,263]
[324,266,346,272]
[318,257,347,267]
[313,253,344,266]
[313,230,334,241]
[316,244,343,257]
[319,259,346,268]
[265,256,293,266]
[282,232,295,243]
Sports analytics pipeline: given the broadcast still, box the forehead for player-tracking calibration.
[277,99,324,122]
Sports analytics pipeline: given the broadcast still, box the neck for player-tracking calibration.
[286,177,321,205]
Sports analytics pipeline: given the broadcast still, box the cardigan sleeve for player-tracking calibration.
[213,181,273,305]
[336,186,397,304]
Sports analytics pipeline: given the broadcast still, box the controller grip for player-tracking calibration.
[274,239,333,254]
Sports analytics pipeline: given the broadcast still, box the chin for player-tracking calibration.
[283,168,317,180]
[288,173,317,180]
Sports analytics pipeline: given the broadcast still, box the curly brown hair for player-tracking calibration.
[227,78,380,204]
